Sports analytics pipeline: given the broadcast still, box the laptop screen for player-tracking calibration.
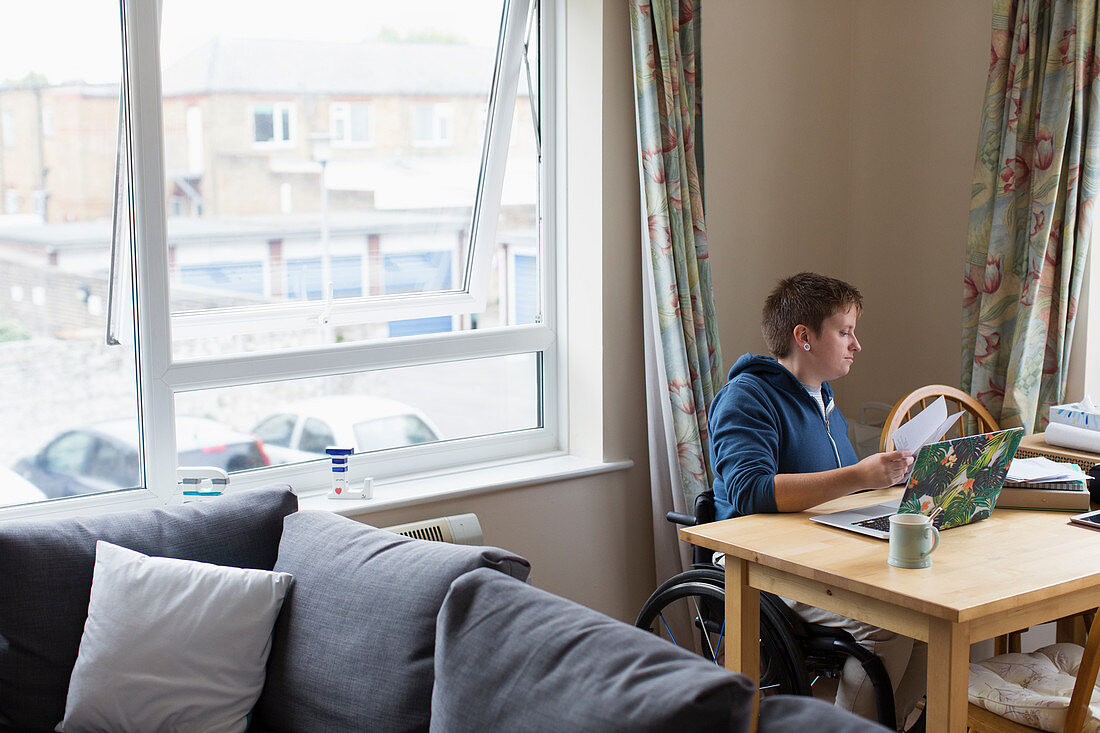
[896,427,1024,530]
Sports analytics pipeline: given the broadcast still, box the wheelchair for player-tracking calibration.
[635,490,899,729]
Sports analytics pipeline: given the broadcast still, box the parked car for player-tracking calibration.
[0,466,47,507]
[251,395,441,465]
[12,417,270,499]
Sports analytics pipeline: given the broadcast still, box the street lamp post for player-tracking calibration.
[309,133,333,342]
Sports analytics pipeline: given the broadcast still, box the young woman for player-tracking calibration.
[707,272,923,731]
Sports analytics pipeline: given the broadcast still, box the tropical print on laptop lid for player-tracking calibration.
[899,428,1024,530]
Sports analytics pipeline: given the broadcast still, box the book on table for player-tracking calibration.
[997,456,1092,511]
[997,481,1090,511]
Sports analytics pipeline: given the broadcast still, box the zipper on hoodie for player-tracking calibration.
[801,385,842,468]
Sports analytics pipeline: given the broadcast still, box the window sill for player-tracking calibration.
[0,454,630,523]
[296,452,632,518]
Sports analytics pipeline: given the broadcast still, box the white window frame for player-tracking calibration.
[16,0,555,514]
[170,0,531,340]
[330,102,375,148]
[411,102,454,148]
[42,106,55,138]
[251,101,295,148]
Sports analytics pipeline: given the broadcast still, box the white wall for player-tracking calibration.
[704,0,993,416]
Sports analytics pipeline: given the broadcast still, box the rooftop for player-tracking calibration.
[162,37,499,97]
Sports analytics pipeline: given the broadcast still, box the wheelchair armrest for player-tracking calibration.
[665,511,698,526]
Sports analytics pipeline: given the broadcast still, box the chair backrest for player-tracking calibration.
[879,385,999,453]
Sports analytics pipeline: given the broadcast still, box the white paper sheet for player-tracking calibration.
[889,396,964,454]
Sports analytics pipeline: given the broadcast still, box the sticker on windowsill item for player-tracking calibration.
[329,477,372,500]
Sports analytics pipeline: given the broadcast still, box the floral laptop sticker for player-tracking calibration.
[898,427,1025,530]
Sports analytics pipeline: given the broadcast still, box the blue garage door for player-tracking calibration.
[286,255,363,299]
[386,251,453,337]
[179,262,264,295]
[513,253,537,325]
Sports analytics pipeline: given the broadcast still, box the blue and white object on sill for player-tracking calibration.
[325,447,370,500]
[1047,396,1100,454]
[177,466,229,502]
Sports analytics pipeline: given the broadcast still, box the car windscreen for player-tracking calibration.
[353,415,438,452]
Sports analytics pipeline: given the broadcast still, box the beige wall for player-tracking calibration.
[704,0,992,416]
[336,0,655,623]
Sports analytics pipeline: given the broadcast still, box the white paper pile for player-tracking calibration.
[1006,456,1090,484]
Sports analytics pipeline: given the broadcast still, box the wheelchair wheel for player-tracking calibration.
[635,573,811,697]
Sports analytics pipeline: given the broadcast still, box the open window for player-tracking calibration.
[0,0,554,513]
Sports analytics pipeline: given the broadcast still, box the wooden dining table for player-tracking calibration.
[681,487,1100,732]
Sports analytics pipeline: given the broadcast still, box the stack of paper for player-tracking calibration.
[1005,456,1090,484]
[1000,456,1091,511]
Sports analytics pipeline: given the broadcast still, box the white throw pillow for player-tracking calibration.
[58,541,292,733]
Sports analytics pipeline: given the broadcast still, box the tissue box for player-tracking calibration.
[1050,403,1100,433]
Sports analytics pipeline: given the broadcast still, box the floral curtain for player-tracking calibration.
[963,0,1100,432]
[630,0,723,578]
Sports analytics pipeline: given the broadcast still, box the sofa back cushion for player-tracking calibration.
[0,486,297,732]
[252,510,530,733]
[431,568,755,733]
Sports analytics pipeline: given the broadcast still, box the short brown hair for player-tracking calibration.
[761,272,863,358]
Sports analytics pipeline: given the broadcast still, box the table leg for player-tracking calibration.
[926,617,970,732]
[725,556,759,728]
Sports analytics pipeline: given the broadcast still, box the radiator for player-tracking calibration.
[382,513,483,546]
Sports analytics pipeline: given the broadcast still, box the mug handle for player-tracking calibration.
[921,525,940,558]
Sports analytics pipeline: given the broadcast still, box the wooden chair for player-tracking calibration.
[879,384,999,453]
[879,385,1018,653]
[967,607,1100,732]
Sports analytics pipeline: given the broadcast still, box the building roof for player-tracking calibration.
[162,37,497,97]
[0,210,470,249]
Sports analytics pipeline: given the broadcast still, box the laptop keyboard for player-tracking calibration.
[854,513,943,532]
[853,515,892,532]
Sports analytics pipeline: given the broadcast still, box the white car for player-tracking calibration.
[0,465,47,507]
[251,396,441,465]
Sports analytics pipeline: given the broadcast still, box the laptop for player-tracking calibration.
[810,427,1025,539]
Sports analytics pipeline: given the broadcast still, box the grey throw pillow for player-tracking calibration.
[252,511,530,733]
[430,568,755,732]
[59,542,293,733]
[0,485,297,732]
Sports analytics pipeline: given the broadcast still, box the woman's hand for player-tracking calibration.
[856,450,915,489]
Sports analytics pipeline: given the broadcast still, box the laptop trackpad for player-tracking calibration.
[849,501,900,516]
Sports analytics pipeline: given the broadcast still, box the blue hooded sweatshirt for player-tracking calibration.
[708,353,858,520]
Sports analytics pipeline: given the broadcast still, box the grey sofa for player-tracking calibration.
[0,486,886,732]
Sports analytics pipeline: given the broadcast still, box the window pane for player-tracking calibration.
[172,353,540,467]
[160,0,540,356]
[349,104,371,143]
[253,105,275,143]
[252,414,296,447]
[0,1,141,507]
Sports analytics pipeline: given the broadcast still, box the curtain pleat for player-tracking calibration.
[963,0,1100,431]
[630,0,723,580]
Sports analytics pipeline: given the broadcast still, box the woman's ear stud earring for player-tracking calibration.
[803,344,810,351]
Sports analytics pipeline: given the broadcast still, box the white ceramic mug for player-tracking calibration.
[887,513,940,569]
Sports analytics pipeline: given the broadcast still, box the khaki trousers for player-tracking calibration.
[784,599,927,730]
